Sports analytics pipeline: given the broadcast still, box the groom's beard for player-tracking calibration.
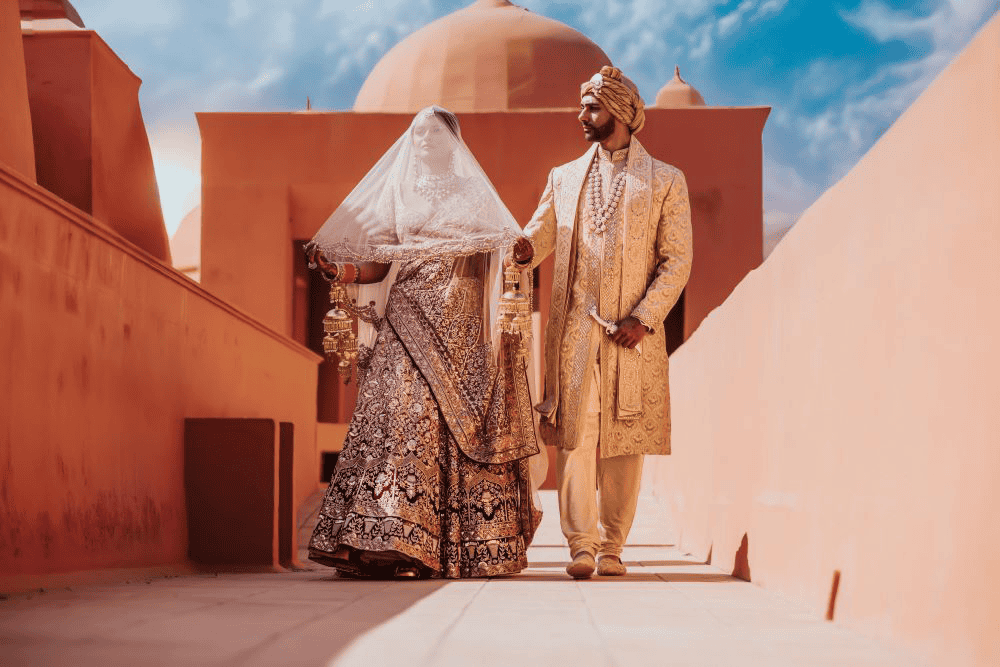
[583,115,615,142]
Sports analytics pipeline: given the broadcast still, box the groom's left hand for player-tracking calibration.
[611,317,648,350]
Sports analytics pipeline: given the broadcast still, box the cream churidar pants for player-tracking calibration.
[556,360,643,558]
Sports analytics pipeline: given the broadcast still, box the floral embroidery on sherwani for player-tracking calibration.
[524,138,693,458]
[308,257,541,578]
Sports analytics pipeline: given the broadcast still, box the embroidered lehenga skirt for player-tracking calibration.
[308,257,540,578]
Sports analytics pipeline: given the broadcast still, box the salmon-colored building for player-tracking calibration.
[3,0,999,664]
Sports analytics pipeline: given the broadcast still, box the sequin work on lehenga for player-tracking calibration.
[308,257,540,578]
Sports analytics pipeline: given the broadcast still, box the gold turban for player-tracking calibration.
[580,66,646,134]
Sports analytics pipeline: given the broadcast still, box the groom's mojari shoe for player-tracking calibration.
[566,551,596,579]
[597,555,627,576]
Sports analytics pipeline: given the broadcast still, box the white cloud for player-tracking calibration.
[717,0,755,38]
[689,23,714,60]
[800,111,838,156]
[248,65,286,93]
[621,30,662,74]
[706,0,790,43]
[605,0,788,66]
[794,59,853,101]
[842,0,996,61]
[838,0,988,45]
[228,0,252,25]
[751,0,788,22]
[716,11,741,38]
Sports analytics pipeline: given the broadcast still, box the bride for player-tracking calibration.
[305,106,541,579]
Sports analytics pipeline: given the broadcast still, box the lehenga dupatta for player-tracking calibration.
[387,275,538,466]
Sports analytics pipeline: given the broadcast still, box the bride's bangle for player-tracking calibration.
[321,262,341,283]
[510,254,531,269]
[320,261,360,284]
[329,262,360,284]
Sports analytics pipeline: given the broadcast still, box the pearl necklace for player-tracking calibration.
[585,162,627,235]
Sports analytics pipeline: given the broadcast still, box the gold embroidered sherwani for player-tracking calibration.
[524,138,692,458]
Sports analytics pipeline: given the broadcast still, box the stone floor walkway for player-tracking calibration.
[0,491,921,666]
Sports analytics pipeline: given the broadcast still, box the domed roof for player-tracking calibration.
[354,0,612,112]
[654,66,707,108]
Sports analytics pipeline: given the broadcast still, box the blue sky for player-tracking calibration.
[69,0,997,251]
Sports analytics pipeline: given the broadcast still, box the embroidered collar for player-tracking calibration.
[598,145,630,165]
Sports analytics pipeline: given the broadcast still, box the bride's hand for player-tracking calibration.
[309,249,339,280]
[511,238,534,265]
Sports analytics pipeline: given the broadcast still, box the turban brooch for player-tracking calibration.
[580,66,646,134]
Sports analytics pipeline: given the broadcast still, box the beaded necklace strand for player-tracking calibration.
[585,161,627,235]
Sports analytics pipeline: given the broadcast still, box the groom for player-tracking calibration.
[512,66,692,579]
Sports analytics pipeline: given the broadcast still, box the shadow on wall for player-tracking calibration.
[732,532,751,581]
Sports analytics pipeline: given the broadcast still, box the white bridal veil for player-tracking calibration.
[306,105,525,351]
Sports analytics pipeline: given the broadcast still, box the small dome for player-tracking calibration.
[354,0,612,112]
[654,66,707,108]
[170,205,201,282]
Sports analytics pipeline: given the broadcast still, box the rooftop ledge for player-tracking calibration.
[0,160,322,365]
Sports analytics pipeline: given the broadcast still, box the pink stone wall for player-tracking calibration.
[0,163,320,591]
[645,14,1000,666]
